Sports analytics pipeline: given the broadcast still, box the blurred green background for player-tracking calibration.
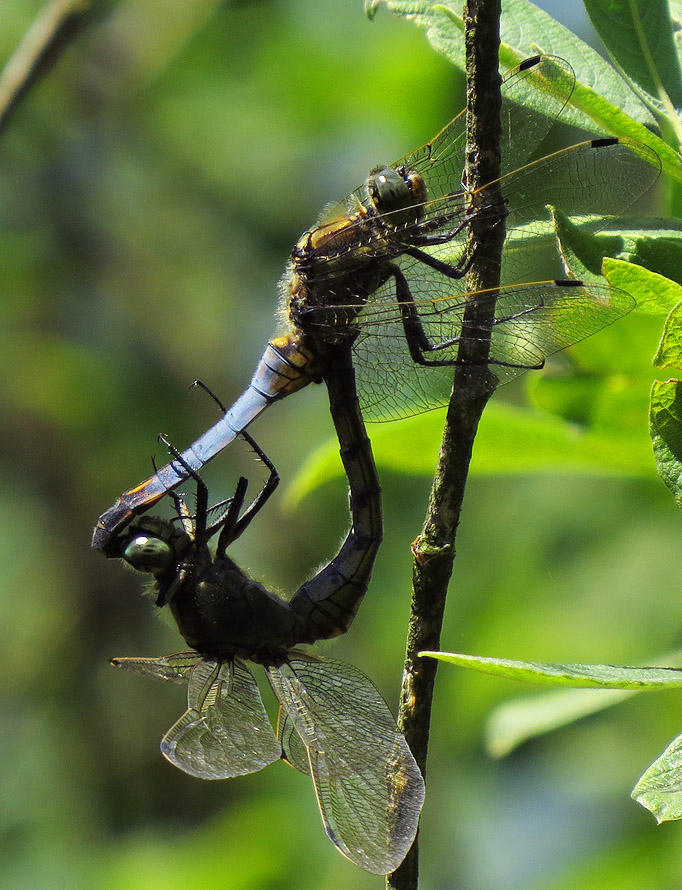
[3,1,682,888]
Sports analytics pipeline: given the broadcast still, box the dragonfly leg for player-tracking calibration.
[418,300,547,369]
[149,451,194,539]
[388,261,453,365]
[183,382,280,540]
[157,387,279,551]
[392,265,549,371]
[156,428,279,558]
[154,434,260,552]
[158,434,210,543]
[406,208,470,250]
[402,244,469,280]
[429,302,546,370]
[405,194,506,258]
[212,476,249,555]
[92,339,318,555]
[190,379,228,414]
[218,430,280,549]
[154,434,251,587]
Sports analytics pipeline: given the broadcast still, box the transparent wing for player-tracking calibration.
[161,657,281,779]
[352,278,635,420]
[111,651,202,684]
[322,55,574,227]
[302,139,659,421]
[390,136,661,274]
[310,56,574,270]
[496,138,661,248]
[277,708,310,775]
[267,655,425,875]
[391,55,575,198]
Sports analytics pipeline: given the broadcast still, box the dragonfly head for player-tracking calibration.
[118,516,193,581]
[366,165,426,226]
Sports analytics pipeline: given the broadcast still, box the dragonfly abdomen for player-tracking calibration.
[93,338,321,552]
[288,342,382,640]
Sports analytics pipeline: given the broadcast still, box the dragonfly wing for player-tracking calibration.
[308,56,574,270]
[486,279,636,375]
[413,55,576,190]
[493,134,655,250]
[266,656,425,875]
[277,707,311,775]
[351,277,636,420]
[111,651,201,684]
[345,56,574,216]
[342,138,657,421]
[162,658,280,779]
[499,55,575,175]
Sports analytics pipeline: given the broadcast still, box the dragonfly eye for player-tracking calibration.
[123,534,175,573]
[367,166,424,226]
[404,170,427,205]
[369,167,409,213]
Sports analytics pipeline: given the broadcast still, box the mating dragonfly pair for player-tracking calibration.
[96,56,661,872]
[111,349,422,873]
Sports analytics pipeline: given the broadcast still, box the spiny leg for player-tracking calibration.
[158,432,251,554]
[158,433,210,543]
[390,263,547,371]
[189,380,279,529]
[230,429,280,542]
[190,378,228,414]
[179,381,280,545]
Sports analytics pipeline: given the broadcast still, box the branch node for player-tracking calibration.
[411,537,452,564]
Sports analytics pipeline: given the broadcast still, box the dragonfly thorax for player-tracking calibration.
[281,162,431,342]
[291,218,372,266]
[169,555,299,662]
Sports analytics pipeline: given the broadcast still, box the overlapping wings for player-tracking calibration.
[267,654,425,875]
[113,654,281,779]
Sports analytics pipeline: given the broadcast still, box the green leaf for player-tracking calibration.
[419,650,682,688]
[283,401,653,506]
[649,289,682,509]
[485,687,635,758]
[366,0,681,180]
[626,226,682,286]
[584,0,682,110]
[564,83,677,180]
[650,379,682,508]
[368,0,648,122]
[653,300,682,368]
[423,650,682,765]
[555,224,682,291]
[603,257,682,314]
[528,371,650,434]
[553,212,666,279]
[633,730,682,822]
[484,648,682,756]
[468,403,651,475]
[506,215,682,285]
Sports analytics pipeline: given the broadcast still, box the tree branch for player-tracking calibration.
[0,0,94,141]
[387,2,504,887]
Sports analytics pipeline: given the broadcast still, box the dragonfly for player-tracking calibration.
[93,54,661,551]
[107,350,424,874]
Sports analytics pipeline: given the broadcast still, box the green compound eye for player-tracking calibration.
[123,535,174,572]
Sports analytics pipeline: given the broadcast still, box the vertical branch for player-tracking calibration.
[386,2,504,888]
[0,0,93,140]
